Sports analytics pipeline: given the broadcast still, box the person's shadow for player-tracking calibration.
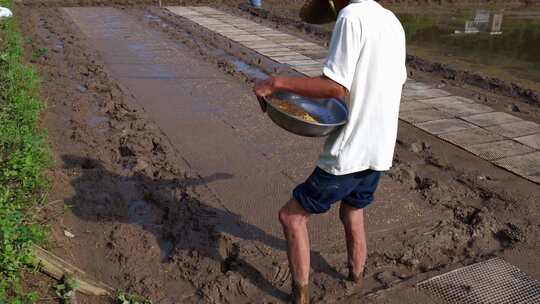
[62,154,345,301]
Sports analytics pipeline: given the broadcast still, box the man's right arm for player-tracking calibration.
[255,75,347,100]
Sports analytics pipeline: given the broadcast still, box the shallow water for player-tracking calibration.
[231,59,269,80]
[395,7,540,84]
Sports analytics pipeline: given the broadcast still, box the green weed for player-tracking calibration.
[31,47,48,60]
[116,292,153,304]
[1,0,51,302]
[54,275,80,303]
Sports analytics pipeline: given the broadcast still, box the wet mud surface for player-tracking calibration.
[18,4,540,304]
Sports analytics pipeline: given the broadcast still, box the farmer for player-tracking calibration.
[254,0,406,302]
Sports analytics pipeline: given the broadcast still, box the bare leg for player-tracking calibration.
[278,198,311,304]
[339,203,367,284]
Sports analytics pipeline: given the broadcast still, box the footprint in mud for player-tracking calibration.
[271,261,292,288]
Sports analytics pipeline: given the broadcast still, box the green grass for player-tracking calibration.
[0,0,50,302]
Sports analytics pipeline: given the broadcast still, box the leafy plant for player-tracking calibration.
[116,292,153,304]
[54,275,80,303]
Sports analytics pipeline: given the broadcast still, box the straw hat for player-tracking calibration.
[299,0,338,24]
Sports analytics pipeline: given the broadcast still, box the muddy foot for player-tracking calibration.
[292,281,310,304]
[348,271,364,286]
[343,268,364,296]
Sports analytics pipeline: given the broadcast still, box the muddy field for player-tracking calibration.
[17,2,540,304]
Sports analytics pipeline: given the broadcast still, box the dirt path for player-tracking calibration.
[19,5,540,304]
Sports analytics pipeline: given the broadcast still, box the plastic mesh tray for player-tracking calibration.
[417,258,540,304]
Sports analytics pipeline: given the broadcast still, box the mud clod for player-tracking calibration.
[495,223,525,248]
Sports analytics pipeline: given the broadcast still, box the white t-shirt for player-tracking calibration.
[318,0,407,175]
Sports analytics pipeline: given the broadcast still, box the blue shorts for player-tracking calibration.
[293,167,382,214]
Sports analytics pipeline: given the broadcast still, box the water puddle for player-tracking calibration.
[394,7,540,85]
[159,238,175,261]
[230,59,269,81]
[55,41,65,52]
[87,103,110,134]
[144,12,162,22]
[87,115,108,128]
